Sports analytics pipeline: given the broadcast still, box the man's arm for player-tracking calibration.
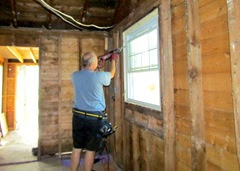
[110,60,116,79]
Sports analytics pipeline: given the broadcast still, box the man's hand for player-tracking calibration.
[111,53,119,61]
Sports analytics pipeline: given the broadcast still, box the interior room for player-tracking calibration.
[0,0,239,170]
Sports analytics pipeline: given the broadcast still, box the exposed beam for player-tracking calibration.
[131,0,137,8]
[185,0,205,170]
[46,0,53,29]
[81,0,88,23]
[113,0,128,24]
[227,0,240,167]
[29,48,37,63]
[7,46,24,63]
[10,0,18,27]
[160,1,175,171]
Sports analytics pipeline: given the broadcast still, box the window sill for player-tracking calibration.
[124,102,163,120]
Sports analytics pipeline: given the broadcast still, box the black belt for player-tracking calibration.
[72,108,107,119]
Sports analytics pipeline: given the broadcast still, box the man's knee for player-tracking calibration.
[72,148,82,154]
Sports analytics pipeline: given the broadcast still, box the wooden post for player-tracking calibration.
[113,31,123,165]
[58,35,62,158]
[3,60,8,114]
[38,34,42,160]
[227,0,240,167]
[106,36,116,156]
[159,1,175,171]
[185,0,205,170]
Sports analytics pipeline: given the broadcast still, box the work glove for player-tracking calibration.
[111,53,119,61]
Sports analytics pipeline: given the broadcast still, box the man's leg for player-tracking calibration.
[84,150,95,171]
[71,148,82,171]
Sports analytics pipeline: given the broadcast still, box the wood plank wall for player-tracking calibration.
[109,0,166,170]
[110,0,240,170]
[172,0,240,170]
[200,0,239,170]
[0,28,107,156]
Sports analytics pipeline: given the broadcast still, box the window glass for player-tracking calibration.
[123,8,161,111]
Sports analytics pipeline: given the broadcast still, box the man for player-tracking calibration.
[71,51,118,171]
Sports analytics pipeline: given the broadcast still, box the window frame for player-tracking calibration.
[123,8,161,111]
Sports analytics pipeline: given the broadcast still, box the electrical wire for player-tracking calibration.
[35,0,115,30]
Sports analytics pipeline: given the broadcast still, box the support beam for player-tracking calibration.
[113,31,123,164]
[185,0,205,170]
[113,0,128,24]
[46,0,53,29]
[81,0,88,23]
[3,60,8,114]
[227,0,240,167]
[10,0,18,28]
[159,1,175,171]
[29,48,37,63]
[58,35,62,159]
[7,46,24,63]
[130,0,137,8]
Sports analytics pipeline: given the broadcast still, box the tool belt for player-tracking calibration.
[72,108,107,119]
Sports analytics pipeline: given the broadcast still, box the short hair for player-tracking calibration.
[82,52,97,67]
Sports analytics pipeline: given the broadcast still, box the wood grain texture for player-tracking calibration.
[227,0,240,167]
[160,1,175,170]
[185,0,206,170]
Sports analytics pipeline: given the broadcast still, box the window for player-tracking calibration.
[123,9,161,111]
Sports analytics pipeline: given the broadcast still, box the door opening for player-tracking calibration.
[16,65,39,145]
[0,46,39,165]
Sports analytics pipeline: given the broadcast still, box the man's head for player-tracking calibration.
[82,52,98,70]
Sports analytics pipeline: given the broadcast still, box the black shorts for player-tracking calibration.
[72,113,103,151]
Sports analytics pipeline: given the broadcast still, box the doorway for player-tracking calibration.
[16,65,39,142]
[0,46,39,165]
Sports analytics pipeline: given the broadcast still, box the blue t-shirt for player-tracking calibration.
[72,69,111,112]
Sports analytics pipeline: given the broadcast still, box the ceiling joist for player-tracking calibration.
[7,46,24,63]
[46,0,53,29]
[29,48,37,63]
[81,0,88,23]
[10,0,18,28]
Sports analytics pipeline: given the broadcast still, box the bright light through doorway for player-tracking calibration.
[16,65,39,146]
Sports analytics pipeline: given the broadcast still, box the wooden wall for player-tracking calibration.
[110,0,240,170]
[0,28,107,156]
[172,0,239,170]
[109,0,168,170]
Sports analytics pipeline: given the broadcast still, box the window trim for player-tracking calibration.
[123,8,161,111]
